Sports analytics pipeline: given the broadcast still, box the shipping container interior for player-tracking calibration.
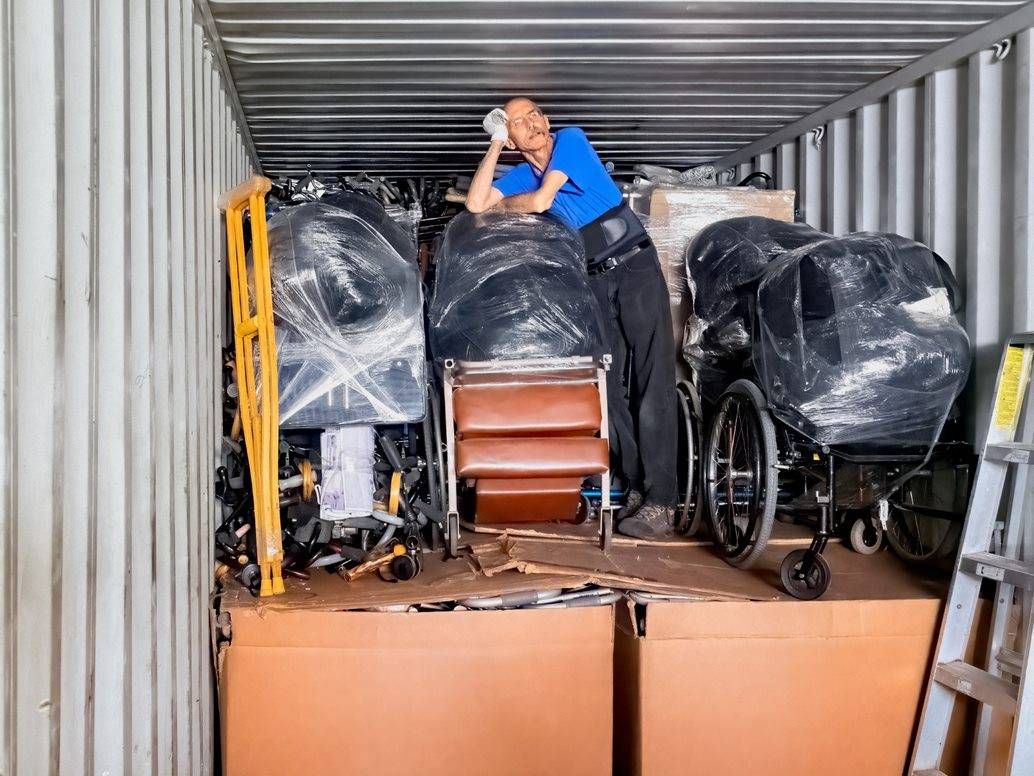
[3,1,1034,773]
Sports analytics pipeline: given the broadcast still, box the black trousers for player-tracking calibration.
[589,245,677,507]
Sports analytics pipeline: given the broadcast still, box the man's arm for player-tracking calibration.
[492,170,568,214]
[465,140,507,213]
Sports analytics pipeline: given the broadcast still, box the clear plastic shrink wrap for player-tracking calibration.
[267,191,426,427]
[682,216,825,379]
[754,231,971,448]
[428,211,606,362]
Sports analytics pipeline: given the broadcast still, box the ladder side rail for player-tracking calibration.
[912,339,1034,771]
[974,442,1032,775]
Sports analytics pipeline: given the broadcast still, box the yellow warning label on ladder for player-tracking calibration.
[993,345,1032,430]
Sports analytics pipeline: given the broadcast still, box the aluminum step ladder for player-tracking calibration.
[911,333,1034,776]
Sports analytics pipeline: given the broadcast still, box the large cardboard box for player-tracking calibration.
[614,596,942,776]
[219,599,614,776]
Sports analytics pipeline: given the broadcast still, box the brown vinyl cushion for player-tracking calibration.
[474,478,583,524]
[453,383,601,438]
[456,437,609,479]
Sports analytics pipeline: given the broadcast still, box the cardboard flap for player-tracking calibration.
[614,597,639,636]
[229,604,615,648]
[641,598,943,641]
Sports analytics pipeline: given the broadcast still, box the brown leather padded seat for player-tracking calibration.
[452,375,607,525]
[456,437,608,479]
[473,478,584,523]
[454,383,601,438]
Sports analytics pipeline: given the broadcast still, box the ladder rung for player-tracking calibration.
[996,647,1024,677]
[984,442,1034,464]
[933,660,1017,713]
[959,552,1034,590]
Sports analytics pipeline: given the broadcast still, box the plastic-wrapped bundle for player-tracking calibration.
[683,216,825,378]
[429,211,606,361]
[268,192,426,427]
[755,232,971,448]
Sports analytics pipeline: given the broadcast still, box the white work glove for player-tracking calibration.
[482,108,509,143]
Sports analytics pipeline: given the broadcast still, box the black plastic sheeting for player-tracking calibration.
[683,216,822,377]
[429,211,606,362]
[684,216,971,449]
[267,191,426,427]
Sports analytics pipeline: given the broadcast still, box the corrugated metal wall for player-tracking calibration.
[0,1,255,774]
[725,29,1034,443]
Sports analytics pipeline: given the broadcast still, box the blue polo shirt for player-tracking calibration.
[493,127,622,229]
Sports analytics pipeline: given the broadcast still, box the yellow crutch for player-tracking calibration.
[218,176,285,596]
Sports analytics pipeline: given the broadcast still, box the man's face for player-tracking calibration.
[504,99,551,152]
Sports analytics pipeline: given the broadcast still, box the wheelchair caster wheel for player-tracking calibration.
[780,549,831,600]
[849,516,883,556]
[574,494,591,525]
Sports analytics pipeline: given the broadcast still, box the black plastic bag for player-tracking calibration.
[755,231,971,447]
[429,211,606,362]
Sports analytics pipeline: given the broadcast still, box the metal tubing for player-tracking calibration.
[443,363,460,557]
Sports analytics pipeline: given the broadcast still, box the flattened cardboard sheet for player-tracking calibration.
[220,543,592,613]
[471,522,943,603]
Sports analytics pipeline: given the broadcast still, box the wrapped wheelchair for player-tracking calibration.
[682,217,973,598]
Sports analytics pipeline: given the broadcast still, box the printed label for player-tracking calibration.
[993,345,1032,430]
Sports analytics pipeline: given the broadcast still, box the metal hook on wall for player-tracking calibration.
[991,38,1012,63]
[811,126,825,150]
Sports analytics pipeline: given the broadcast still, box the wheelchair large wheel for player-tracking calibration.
[704,379,778,568]
[675,380,704,537]
[886,469,961,565]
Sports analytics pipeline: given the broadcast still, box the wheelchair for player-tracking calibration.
[681,219,973,599]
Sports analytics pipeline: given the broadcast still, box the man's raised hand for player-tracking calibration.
[482,108,509,143]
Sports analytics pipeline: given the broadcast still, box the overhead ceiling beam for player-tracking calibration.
[717,0,1034,169]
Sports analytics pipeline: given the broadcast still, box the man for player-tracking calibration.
[465,97,678,539]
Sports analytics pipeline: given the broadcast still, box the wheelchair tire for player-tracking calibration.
[848,515,883,555]
[704,379,778,568]
[886,471,961,565]
[780,549,831,600]
[675,380,705,537]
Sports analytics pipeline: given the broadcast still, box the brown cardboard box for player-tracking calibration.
[614,596,942,776]
[219,596,614,776]
[629,186,795,378]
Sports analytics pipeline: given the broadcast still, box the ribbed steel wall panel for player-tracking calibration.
[0,1,255,773]
[734,29,1034,443]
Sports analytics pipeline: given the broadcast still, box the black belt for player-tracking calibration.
[587,237,653,275]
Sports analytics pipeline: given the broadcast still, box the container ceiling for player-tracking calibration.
[209,0,1026,179]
